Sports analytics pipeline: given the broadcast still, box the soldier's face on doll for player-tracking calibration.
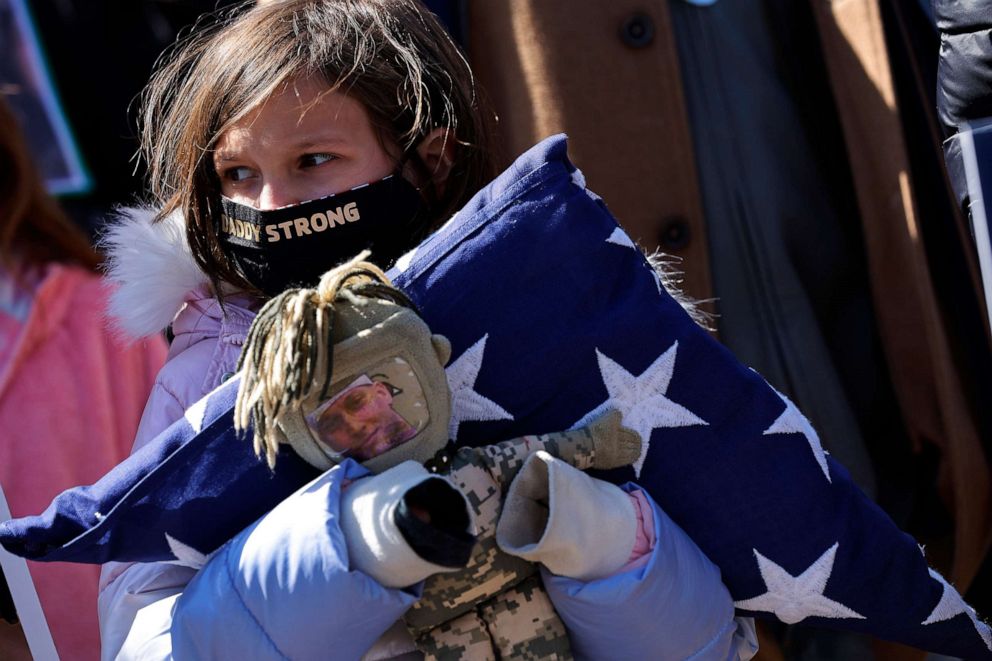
[212,76,399,209]
[315,381,418,461]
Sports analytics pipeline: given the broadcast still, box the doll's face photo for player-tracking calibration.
[212,75,399,210]
[305,358,429,462]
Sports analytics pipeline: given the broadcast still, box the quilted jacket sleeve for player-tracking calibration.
[935,0,992,210]
[98,356,211,660]
[543,484,758,661]
[170,460,420,660]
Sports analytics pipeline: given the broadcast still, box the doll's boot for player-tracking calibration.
[341,461,476,587]
[496,450,636,580]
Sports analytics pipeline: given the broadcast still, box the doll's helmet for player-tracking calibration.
[235,254,452,473]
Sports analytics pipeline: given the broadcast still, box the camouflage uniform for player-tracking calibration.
[405,410,638,660]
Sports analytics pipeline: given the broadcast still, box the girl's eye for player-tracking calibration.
[300,153,335,168]
[222,166,255,183]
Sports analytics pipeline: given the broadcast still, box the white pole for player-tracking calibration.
[0,483,59,660]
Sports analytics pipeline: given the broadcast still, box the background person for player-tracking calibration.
[0,94,166,661]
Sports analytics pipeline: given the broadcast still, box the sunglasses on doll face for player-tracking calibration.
[310,378,418,461]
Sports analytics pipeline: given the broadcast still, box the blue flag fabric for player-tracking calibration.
[1,135,989,658]
[0,378,318,564]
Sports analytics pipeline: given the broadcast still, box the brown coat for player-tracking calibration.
[466,0,990,596]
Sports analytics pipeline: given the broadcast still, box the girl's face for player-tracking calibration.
[213,76,399,210]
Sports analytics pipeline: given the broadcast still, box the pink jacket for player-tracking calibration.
[95,207,258,453]
[130,284,256,452]
[0,264,166,661]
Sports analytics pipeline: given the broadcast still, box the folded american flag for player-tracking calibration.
[1,135,988,658]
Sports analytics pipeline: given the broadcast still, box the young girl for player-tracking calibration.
[99,1,755,658]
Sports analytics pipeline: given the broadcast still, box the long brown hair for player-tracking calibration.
[139,0,497,295]
[0,97,99,271]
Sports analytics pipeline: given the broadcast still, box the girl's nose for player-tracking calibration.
[256,179,299,210]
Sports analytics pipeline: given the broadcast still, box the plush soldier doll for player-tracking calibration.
[235,255,644,660]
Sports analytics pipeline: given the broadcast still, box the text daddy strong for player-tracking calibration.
[221,201,361,243]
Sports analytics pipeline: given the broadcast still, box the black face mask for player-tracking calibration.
[218,174,425,296]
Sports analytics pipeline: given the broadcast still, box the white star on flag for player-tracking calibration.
[734,543,865,624]
[570,168,601,201]
[922,568,992,650]
[184,379,233,434]
[650,269,664,295]
[446,334,514,440]
[574,342,707,477]
[604,227,666,295]
[165,533,209,570]
[606,227,636,249]
[184,396,209,434]
[764,389,831,482]
[393,247,418,273]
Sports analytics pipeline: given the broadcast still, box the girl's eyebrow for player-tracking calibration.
[290,136,350,150]
[213,136,350,162]
[213,151,242,163]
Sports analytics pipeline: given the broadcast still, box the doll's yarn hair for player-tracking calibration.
[234,252,415,468]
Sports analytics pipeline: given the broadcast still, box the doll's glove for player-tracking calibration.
[341,461,477,588]
[586,409,642,470]
[496,451,636,581]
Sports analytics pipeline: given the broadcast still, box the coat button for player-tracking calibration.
[620,13,655,49]
[659,216,691,250]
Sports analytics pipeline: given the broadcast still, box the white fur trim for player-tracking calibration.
[99,207,208,340]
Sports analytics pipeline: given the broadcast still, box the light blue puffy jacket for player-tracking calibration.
[166,460,756,660]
